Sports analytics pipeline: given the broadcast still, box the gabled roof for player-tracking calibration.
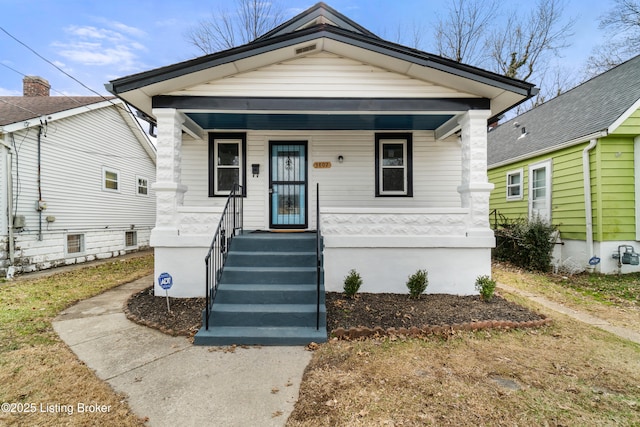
[256,2,380,41]
[106,3,537,122]
[488,54,640,168]
[0,96,109,126]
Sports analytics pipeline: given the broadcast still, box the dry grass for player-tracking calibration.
[493,263,640,332]
[0,255,153,426]
[288,266,640,426]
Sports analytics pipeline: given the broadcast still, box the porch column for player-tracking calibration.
[150,108,188,242]
[457,110,494,239]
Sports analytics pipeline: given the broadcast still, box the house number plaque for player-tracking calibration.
[313,162,331,169]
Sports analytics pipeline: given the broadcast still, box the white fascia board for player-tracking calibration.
[1,98,119,133]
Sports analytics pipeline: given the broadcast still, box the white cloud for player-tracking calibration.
[52,21,147,72]
[0,87,21,96]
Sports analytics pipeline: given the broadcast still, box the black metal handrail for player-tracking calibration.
[205,184,243,330]
[316,183,322,330]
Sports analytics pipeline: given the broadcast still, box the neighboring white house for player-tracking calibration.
[0,76,156,276]
[107,2,537,297]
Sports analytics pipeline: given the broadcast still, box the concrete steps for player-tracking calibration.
[194,232,327,346]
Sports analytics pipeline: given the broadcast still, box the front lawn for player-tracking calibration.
[0,255,153,426]
[288,264,640,426]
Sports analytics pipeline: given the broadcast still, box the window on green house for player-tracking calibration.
[506,169,523,200]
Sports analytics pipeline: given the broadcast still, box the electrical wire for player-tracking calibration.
[0,30,156,145]
[0,26,113,101]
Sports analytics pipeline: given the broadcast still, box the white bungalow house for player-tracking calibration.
[107,2,537,300]
[0,76,156,276]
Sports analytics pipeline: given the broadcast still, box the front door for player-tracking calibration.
[270,142,307,228]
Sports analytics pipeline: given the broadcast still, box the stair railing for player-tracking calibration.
[316,182,322,331]
[205,184,243,330]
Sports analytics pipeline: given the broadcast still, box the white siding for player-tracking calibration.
[169,52,477,99]
[2,104,156,274]
[179,130,462,230]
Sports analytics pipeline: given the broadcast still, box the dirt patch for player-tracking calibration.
[125,287,202,337]
[125,287,546,337]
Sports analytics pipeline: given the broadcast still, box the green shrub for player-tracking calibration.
[493,216,557,272]
[475,275,496,302]
[343,269,362,298]
[406,269,428,299]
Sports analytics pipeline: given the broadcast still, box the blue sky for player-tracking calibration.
[0,0,614,97]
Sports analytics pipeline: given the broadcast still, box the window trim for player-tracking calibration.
[208,132,247,197]
[66,233,85,255]
[102,167,120,192]
[375,133,413,197]
[506,168,524,201]
[125,230,138,248]
[136,175,149,196]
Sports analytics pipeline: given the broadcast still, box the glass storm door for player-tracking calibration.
[270,142,307,228]
[529,160,552,222]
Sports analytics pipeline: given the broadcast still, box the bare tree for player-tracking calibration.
[583,0,640,77]
[380,21,428,50]
[487,0,574,81]
[185,0,286,55]
[432,0,575,116]
[434,0,495,66]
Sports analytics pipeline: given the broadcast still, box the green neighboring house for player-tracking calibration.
[488,55,640,274]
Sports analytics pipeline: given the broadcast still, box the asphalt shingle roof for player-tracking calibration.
[0,96,111,126]
[488,55,640,168]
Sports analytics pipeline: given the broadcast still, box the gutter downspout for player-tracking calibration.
[37,125,42,241]
[583,139,598,271]
[7,148,15,265]
[2,135,15,265]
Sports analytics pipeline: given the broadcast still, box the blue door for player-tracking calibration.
[270,142,307,228]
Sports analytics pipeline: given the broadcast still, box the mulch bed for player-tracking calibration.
[125,286,550,339]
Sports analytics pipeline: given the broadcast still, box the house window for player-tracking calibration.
[137,176,149,196]
[125,231,137,248]
[506,169,523,200]
[529,160,552,222]
[375,133,413,196]
[103,167,120,192]
[67,234,84,254]
[209,133,247,197]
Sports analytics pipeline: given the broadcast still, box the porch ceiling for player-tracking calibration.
[184,112,454,130]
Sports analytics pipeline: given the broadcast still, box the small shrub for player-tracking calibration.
[406,269,428,299]
[493,216,558,272]
[343,269,362,298]
[475,275,496,302]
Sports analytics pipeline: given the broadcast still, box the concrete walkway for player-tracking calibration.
[498,283,640,344]
[52,275,312,427]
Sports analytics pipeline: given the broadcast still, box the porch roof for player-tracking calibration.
[106,3,537,126]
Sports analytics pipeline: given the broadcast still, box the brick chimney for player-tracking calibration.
[23,76,50,97]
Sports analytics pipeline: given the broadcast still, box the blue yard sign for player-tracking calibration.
[158,272,173,313]
[158,272,173,290]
